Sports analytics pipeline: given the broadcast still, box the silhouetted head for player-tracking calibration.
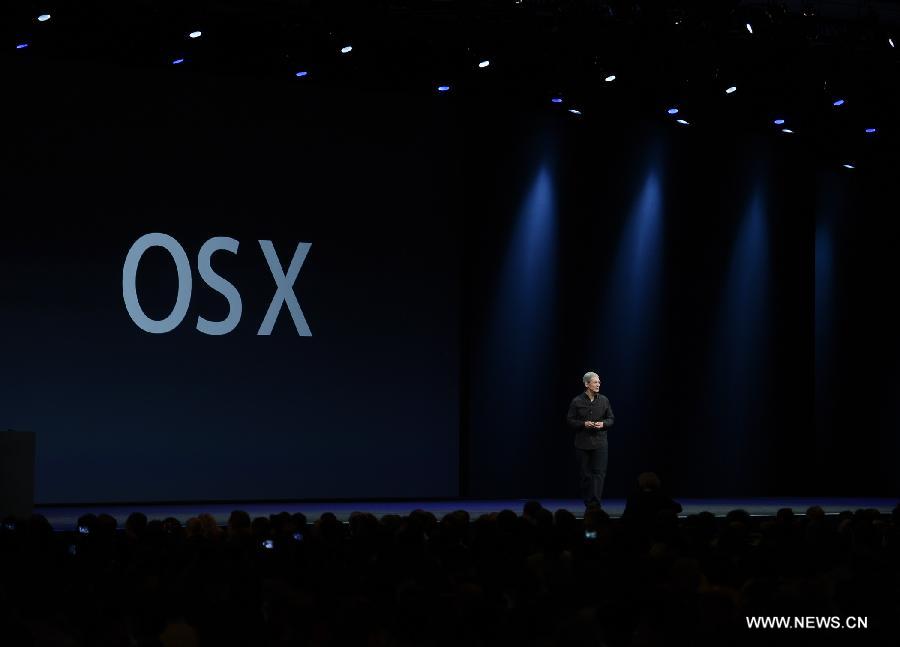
[534,507,553,527]
[349,511,378,539]
[380,514,402,534]
[523,500,544,522]
[725,509,752,527]
[185,517,203,539]
[452,509,470,525]
[162,517,183,537]
[76,513,98,535]
[97,514,118,539]
[145,519,165,541]
[27,514,53,540]
[317,512,344,543]
[271,511,291,535]
[198,513,221,540]
[125,512,146,538]
[554,508,577,536]
[775,508,795,525]
[497,509,518,534]
[228,510,251,535]
[291,512,308,532]
[408,509,437,536]
[805,506,826,523]
[637,472,662,492]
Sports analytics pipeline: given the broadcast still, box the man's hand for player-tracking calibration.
[584,421,595,428]
[596,421,604,429]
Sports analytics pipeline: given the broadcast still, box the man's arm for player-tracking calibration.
[600,399,614,429]
[566,398,586,430]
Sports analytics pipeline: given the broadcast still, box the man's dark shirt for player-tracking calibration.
[566,392,615,449]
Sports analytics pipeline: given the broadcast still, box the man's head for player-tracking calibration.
[583,372,601,394]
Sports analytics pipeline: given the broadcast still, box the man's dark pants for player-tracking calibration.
[575,438,608,507]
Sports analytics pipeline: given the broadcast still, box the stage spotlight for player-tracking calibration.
[436,85,450,92]
[37,14,51,22]
[676,119,690,125]
[865,127,877,134]
[667,108,679,115]
[773,119,785,125]
[832,98,845,106]
[605,75,616,82]
[295,71,308,77]
[890,38,895,48]
[781,128,794,134]
[189,31,202,39]
[172,58,185,64]
[16,43,29,49]
[746,23,753,34]
[341,45,353,54]
[551,97,563,104]
[568,108,583,115]
[726,86,737,94]
[842,163,855,169]
[478,60,490,68]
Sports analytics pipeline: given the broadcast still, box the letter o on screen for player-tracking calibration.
[123,233,192,333]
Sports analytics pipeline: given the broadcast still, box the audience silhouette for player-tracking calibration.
[0,477,896,646]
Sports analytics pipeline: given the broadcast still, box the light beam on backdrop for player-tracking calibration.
[492,165,558,351]
[815,203,835,386]
[592,154,665,473]
[601,171,664,369]
[471,161,559,494]
[708,184,771,492]
[814,179,840,469]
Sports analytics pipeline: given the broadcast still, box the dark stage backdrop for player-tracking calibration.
[0,59,460,503]
[461,100,900,501]
[2,55,898,504]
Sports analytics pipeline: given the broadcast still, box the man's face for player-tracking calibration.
[586,376,601,393]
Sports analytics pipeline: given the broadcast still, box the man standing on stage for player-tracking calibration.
[566,372,615,508]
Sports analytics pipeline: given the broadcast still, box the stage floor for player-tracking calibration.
[35,497,897,531]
